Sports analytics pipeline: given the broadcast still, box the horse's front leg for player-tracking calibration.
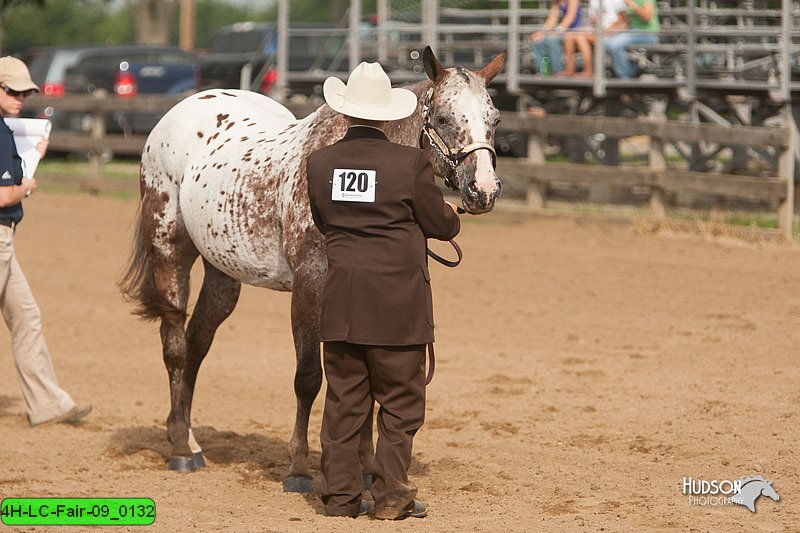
[284,254,325,493]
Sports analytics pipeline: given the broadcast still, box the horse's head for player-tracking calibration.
[762,481,780,502]
[421,46,505,215]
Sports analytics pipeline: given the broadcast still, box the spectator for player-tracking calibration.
[561,0,627,77]
[528,0,583,75]
[603,0,660,79]
[0,56,91,427]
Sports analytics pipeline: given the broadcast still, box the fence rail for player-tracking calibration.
[27,92,795,236]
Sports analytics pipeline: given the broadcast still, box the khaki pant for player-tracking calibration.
[0,225,74,425]
[320,342,426,517]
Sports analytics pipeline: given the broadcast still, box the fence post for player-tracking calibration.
[647,96,667,220]
[526,123,547,210]
[778,103,795,238]
[88,90,107,192]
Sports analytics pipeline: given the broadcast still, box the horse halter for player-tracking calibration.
[419,87,497,191]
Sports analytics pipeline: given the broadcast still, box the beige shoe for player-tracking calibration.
[31,403,92,427]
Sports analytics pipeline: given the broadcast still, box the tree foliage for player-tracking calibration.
[0,0,46,13]
[2,0,270,53]
[130,0,178,45]
[188,0,271,50]
[3,0,119,52]
[1,0,501,54]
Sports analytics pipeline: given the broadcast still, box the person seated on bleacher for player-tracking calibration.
[561,0,627,77]
[603,0,659,79]
[527,0,582,75]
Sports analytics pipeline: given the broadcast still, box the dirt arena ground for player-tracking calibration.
[1,191,797,532]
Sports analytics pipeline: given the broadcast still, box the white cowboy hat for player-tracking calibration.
[323,62,417,121]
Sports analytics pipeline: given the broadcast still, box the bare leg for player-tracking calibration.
[576,35,596,77]
[563,34,577,76]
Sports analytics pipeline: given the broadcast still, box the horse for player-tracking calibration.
[731,475,780,512]
[120,46,505,492]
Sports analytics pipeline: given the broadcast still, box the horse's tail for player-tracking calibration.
[118,202,182,322]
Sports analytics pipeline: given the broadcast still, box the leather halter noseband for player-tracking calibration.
[418,87,498,192]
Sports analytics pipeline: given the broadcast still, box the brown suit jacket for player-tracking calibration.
[306,126,460,345]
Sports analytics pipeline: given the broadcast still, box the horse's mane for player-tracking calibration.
[739,475,767,486]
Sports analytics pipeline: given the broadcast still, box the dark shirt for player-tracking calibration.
[0,117,24,223]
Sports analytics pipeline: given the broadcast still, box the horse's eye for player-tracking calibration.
[493,117,501,127]
[436,116,448,127]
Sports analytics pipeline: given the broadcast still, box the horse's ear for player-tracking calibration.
[423,46,445,84]
[477,50,507,84]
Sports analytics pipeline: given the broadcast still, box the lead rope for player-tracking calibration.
[425,343,436,385]
[424,239,462,385]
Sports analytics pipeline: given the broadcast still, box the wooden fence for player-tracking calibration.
[26,92,795,236]
[497,113,794,236]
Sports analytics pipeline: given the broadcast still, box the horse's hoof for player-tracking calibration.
[283,476,313,493]
[168,456,196,473]
[193,451,206,468]
[363,474,373,491]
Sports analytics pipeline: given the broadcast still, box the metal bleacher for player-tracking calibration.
[273,0,800,217]
[273,1,799,100]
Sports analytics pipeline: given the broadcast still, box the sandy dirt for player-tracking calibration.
[0,191,797,532]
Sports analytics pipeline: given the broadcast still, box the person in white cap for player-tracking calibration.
[0,56,91,426]
[306,62,460,519]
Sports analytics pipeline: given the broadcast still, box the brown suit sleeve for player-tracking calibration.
[411,152,461,241]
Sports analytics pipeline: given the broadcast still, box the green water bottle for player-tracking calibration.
[541,55,550,77]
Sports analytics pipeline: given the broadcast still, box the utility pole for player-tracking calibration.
[179,0,195,51]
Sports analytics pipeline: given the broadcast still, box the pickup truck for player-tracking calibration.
[198,21,346,96]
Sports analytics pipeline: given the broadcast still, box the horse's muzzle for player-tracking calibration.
[463,177,501,214]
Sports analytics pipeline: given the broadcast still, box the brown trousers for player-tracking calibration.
[320,341,426,517]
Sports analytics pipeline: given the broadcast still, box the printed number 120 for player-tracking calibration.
[339,171,369,193]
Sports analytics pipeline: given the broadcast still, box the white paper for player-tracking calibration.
[4,118,51,178]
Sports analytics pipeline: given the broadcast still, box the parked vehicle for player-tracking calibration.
[63,46,198,97]
[63,45,199,135]
[22,45,98,134]
[23,45,199,143]
[199,21,347,96]
[27,45,95,97]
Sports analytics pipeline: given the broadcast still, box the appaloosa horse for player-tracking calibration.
[120,47,505,492]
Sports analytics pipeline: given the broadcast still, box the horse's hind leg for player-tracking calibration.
[181,259,242,468]
[155,252,197,472]
[284,258,324,493]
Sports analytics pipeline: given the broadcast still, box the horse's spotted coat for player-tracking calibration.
[124,48,506,483]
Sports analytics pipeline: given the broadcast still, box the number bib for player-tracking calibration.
[331,168,376,202]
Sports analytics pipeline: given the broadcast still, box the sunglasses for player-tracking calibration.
[1,85,34,98]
